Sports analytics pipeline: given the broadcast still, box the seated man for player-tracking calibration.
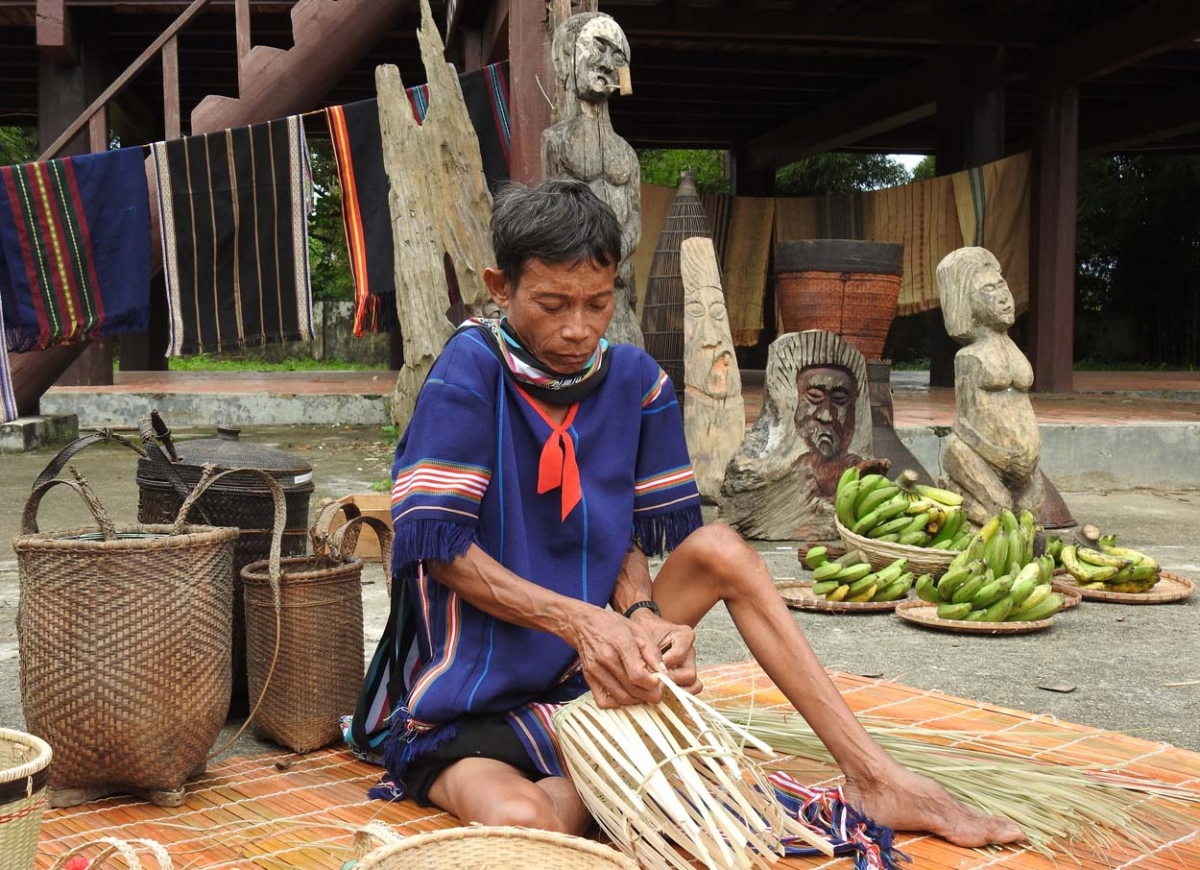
[353,180,1022,849]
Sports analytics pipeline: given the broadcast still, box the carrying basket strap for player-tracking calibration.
[48,837,173,870]
[138,411,212,524]
[22,471,116,539]
[32,430,145,492]
[310,500,394,579]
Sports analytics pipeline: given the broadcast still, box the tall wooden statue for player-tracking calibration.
[543,12,643,347]
[938,247,1075,527]
[681,237,744,503]
[720,331,880,541]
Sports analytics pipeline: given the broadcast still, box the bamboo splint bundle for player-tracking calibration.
[553,675,833,870]
[49,838,172,869]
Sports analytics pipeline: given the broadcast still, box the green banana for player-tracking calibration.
[950,529,973,551]
[985,527,1010,577]
[804,546,829,570]
[836,563,874,583]
[1077,547,1133,569]
[930,539,954,550]
[914,483,963,506]
[1061,545,1118,582]
[835,480,860,528]
[1015,583,1053,613]
[914,573,940,603]
[852,474,888,515]
[949,518,996,571]
[864,558,908,589]
[1037,554,1056,584]
[965,610,990,622]
[898,530,930,547]
[1019,510,1037,564]
[835,465,860,496]
[1099,543,1146,565]
[1130,561,1159,581]
[930,508,965,545]
[980,595,1015,623]
[847,573,880,597]
[1009,572,1039,607]
[868,515,916,539]
[936,602,974,621]
[935,561,978,600]
[952,574,987,605]
[1005,527,1024,577]
[902,511,934,535]
[812,579,842,596]
[972,575,1014,609]
[875,534,901,543]
[999,508,1019,534]
[1009,592,1064,622]
[874,573,914,602]
[812,561,844,582]
[856,484,901,521]
[835,550,867,567]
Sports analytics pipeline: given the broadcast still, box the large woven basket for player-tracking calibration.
[835,516,957,578]
[352,823,637,870]
[240,502,392,753]
[0,728,52,867]
[15,465,282,808]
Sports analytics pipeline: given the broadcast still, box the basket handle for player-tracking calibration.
[32,430,146,492]
[49,837,173,870]
[352,822,404,860]
[139,409,179,463]
[136,410,212,524]
[21,470,116,539]
[310,499,362,559]
[329,516,394,579]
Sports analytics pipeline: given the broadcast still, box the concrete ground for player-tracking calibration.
[1,424,1197,763]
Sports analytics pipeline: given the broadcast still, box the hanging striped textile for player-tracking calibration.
[151,115,313,356]
[327,61,511,336]
[0,298,16,422]
[0,146,151,353]
[951,151,1031,314]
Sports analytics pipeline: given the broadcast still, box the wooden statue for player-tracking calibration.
[377,0,497,428]
[938,247,1075,527]
[720,330,878,542]
[681,237,744,503]
[542,12,643,347]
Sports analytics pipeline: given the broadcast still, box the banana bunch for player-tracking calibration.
[834,467,971,550]
[1058,534,1160,594]
[804,548,914,603]
[913,508,1065,622]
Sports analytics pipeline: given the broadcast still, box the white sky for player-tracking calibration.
[891,154,927,172]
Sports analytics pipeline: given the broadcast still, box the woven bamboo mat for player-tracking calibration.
[36,661,1200,868]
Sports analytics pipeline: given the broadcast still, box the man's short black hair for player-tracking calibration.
[491,180,623,289]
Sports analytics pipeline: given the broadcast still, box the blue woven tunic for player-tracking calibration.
[353,327,703,782]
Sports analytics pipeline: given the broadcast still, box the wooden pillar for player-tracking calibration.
[460,27,484,71]
[1028,75,1079,394]
[37,19,115,390]
[929,47,1006,388]
[507,0,551,184]
[731,143,773,197]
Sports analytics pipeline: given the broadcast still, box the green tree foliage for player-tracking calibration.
[1076,155,1200,367]
[638,149,730,193]
[0,127,38,167]
[306,138,355,302]
[774,153,910,195]
[912,155,936,181]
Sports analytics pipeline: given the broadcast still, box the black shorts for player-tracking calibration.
[403,713,547,806]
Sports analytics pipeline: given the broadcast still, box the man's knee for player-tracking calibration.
[474,786,561,831]
[686,523,763,587]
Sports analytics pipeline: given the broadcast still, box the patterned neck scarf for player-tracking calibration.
[457,317,610,405]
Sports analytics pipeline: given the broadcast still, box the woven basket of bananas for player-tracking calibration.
[833,468,971,578]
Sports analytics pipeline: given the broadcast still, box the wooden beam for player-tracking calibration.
[234,0,250,93]
[87,103,105,150]
[481,0,508,64]
[745,59,940,171]
[506,0,549,184]
[35,0,78,64]
[1082,89,1200,156]
[1028,77,1079,394]
[162,33,180,138]
[1047,0,1200,87]
[612,6,1041,46]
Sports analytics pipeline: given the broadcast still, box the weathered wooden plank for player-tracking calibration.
[234,0,251,93]
[162,34,180,138]
[35,0,77,64]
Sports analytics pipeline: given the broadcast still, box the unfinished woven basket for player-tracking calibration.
[241,501,392,753]
[835,516,957,578]
[15,465,283,808]
[49,837,173,869]
[0,728,52,868]
[352,823,637,870]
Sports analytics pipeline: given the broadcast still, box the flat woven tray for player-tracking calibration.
[835,517,956,577]
[776,580,903,613]
[894,599,1059,635]
[1052,570,1194,605]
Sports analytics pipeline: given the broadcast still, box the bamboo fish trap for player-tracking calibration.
[553,676,833,870]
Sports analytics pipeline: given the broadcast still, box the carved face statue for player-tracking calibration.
[970,266,1016,332]
[683,280,737,399]
[573,17,630,102]
[794,365,857,461]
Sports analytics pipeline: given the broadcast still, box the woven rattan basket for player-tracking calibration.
[835,516,957,578]
[352,823,637,870]
[49,837,173,869]
[0,728,52,867]
[240,502,392,753]
[15,465,283,808]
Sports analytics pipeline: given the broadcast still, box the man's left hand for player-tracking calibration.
[629,612,702,695]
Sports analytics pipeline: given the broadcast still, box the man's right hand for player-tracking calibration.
[564,605,667,708]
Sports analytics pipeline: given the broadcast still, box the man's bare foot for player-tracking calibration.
[843,765,1024,848]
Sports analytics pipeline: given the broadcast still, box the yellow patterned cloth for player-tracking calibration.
[951,152,1031,314]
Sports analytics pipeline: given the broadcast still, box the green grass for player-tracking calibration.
[167,354,387,372]
[1073,359,1196,372]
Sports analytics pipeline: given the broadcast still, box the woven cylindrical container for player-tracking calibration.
[352,824,637,870]
[15,465,283,808]
[0,728,52,866]
[775,240,904,361]
[240,502,391,753]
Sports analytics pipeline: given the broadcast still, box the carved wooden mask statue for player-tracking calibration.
[683,261,740,401]
[794,365,858,462]
[938,246,1015,344]
[551,13,631,111]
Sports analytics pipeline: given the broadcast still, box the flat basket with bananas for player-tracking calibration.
[833,467,968,577]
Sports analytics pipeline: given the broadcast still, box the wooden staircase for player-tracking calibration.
[12,0,412,416]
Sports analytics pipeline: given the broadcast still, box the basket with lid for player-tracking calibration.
[135,414,314,713]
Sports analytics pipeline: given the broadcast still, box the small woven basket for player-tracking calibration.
[0,728,52,867]
[352,823,637,870]
[240,502,392,753]
[835,516,957,578]
[15,465,284,808]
